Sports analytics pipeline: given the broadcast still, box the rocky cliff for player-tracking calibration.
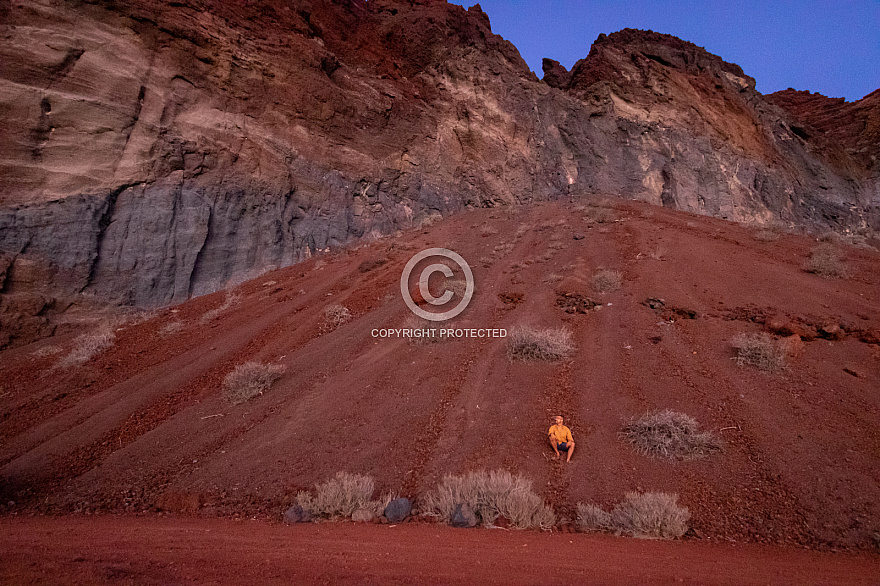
[1,0,878,347]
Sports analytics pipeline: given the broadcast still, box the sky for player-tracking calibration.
[456,0,880,102]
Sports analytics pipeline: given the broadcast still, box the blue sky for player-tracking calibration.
[456,0,879,102]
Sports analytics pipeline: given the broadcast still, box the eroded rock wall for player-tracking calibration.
[0,0,877,347]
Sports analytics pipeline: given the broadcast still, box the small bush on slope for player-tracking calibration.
[200,291,240,324]
[621,410,722,460]
[804,243,848,278]
[423,469,555,529]
[506,326,574,362]
[611,492,690,539]
[576,503,613,532]
[58,326,115,369]
[592,269,623,294]
[323,304,352,327]
[296,472,391,519]
[577,493,690,539]
[403,315,446,345]
[222,361,286,404]
[730,333,786,372]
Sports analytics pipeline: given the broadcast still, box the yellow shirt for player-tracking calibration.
[548,424,573,443]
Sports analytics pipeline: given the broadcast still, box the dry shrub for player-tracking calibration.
[621,410,722,460]
[159,321,183,336]
[584,207,617,224]
[577,503,613,532]
[804,244,848,278]
[418,213,442,229]
[610,492,690,539]
[507,326,574,362]
[403,315,446,345]
[423,470,555,529]
[296,472,390,519]
[200,291,240,324]
[323,304,352,327]
[32,345,62,358]
[444,278,468,298]
[58,326,115,368]
[592,269,623,294]
[222,361,286,404]
[753,229,781,242]
[543,274,563,284]
[730,332,786,372]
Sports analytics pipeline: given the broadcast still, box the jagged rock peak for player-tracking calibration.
[570,28,753,91]
[541,58,571,89]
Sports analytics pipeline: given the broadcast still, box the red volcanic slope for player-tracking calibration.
[0,199,879,550]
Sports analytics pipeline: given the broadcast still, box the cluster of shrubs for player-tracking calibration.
[292,472,393,522]
[422,470,555,529]
[284,470,691,540]
[577,492,690,539]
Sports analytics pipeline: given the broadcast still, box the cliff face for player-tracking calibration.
[0,0,877,347]
[767,88,880,182]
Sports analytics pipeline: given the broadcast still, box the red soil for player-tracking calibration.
[2,516,878,585]
[1,198,879,558]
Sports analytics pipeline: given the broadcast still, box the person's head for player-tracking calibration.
[554,415,564,426]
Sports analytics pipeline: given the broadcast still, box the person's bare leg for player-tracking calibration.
[549,437,560,460]
[566,441,575,462]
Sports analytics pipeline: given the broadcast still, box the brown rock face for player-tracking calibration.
[541,58,571,89]
[0,1,878,346]
[767,88,880,178]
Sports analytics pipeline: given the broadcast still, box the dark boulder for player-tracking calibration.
[283,505,312,524]
[384,497,412,523]
[451,503,477,528]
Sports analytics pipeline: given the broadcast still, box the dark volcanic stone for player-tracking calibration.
[283,505,311,524]
[384,497,412,523]
[451,503,477,528]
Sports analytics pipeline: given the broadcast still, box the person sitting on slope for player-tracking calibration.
[548,415,575,463]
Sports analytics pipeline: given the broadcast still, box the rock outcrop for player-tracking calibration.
[767,88,880,189]
[0,0,877,347]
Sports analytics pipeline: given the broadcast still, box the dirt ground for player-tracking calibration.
[1,198,879,551]
[2,516,878,585]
